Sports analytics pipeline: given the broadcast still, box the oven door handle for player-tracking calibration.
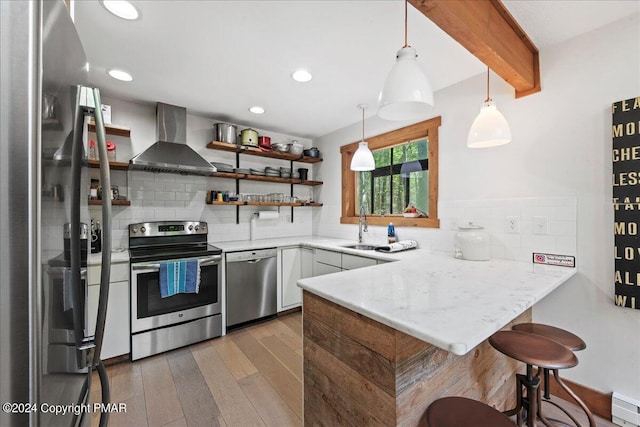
[131,255,222,272]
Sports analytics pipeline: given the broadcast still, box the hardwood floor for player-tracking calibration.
[89,311,615,427]
[90,313,302,427]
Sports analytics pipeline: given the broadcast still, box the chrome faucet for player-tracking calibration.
[358,197,368,243]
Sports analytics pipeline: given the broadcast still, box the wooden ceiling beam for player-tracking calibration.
[409,0,540,98]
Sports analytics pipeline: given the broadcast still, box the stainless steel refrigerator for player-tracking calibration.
[1,1,113,426]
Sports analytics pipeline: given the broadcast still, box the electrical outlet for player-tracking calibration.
[532,216,548,235]
[506,216,520,233]
[286,214,292,223]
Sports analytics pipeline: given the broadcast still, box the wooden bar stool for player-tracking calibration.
[426,396,515,427]
[489,330,578,427]
[512,323,595,427]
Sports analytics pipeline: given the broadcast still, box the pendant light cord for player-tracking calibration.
[362,106,365,140]
[404,0,409,48]
[485,66,492,102]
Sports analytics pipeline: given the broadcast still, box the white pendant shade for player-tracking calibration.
[351,141,376,171]
[467,100,512,148]
[378,47,434,121]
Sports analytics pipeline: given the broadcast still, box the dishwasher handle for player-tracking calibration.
[225,248,277,263]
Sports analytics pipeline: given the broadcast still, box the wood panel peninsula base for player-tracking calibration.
[302,291,531,426]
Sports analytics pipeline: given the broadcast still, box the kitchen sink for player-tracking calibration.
[342,244,378,251]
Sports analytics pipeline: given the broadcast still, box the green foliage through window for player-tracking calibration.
[357,138,429,215]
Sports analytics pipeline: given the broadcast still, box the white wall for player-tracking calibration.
[88,97,316,248]
[314,14,640,398]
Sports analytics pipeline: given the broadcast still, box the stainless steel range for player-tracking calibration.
[129,220,223,361]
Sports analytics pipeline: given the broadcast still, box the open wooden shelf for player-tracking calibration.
[207,140,323,164]
[206,200,322,207]
[88,121,131,137]
[88,199,131,206]
[244,175,323,186]
[87,159,130,170]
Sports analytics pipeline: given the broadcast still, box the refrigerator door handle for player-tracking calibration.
[70,86,89,354]
[91,88,112,366]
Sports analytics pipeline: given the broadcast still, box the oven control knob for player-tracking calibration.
[194,225,199,231]
[131,227,138,234]
[140,226,146,233]
[188,225,193,231]
[200,223,206,230]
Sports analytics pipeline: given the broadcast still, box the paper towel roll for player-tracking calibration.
[258,211,279,220]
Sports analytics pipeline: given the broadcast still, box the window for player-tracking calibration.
[340,117,440,228]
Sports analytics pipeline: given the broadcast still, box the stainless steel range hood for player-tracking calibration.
[129,103,216,176]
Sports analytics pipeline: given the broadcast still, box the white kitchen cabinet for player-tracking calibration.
[342,253,377,270]
[280,247,314,310]
[313,249,380,274]
[312,260,342,276]
[301,247,314,278]
[314,249,342,267]
[87,261,130,359]
[313,249,343,276]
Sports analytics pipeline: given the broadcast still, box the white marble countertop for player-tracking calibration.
[212,235,401,262]
[88,250,130,265]
[297,249,576,356]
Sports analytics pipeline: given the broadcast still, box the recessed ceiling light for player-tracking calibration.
[291,69,313,83]
[107,69,133,82]
[101,1,140,20]
[249,106,265,114]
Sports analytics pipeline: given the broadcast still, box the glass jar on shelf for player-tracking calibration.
[89,140,97,160]
[106,140,116,162]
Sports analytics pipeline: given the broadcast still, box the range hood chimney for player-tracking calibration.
[129,103,216,176]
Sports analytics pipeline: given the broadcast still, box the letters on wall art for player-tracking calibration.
[613,96,640,310]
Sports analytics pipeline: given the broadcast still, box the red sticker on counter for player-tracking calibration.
[532,253,575,267]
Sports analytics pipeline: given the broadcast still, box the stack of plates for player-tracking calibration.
[265,166,280,177]
[280,167,291,178]
[250,168,265,176]
[211,162,234,173]
[234,168,251,175]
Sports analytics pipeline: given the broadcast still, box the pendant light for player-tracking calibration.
[378,0,434,121]
[350,105,376,171]
[467,67,512,148]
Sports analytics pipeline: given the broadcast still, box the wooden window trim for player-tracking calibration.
[340,116,441,228]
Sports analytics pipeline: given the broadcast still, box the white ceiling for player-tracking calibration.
[74,0,639,139]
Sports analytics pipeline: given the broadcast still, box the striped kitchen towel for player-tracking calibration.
[159,259,201,298]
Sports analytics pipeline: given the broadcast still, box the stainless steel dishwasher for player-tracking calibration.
[225,248,277,327]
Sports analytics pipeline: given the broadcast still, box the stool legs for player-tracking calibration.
[503,364,541,427]
[533,368,596,427]
[548,369,596,427]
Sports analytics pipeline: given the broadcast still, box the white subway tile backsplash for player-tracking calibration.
[165,183,186,192]
[165,201,187,208]
[155,192,176,201]
[549,220,577,236]
[175,192,196,201]
[432,196,577,262]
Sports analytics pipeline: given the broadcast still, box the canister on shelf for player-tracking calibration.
[106,140,116,162]
[89,140,97,160]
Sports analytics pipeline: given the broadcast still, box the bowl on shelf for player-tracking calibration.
[303,147,320,158]
[272,142,290,152]
[402,212,420,218]
[290,142,304,155]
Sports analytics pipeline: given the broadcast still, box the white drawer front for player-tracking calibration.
[314,249,341,268]
[342,254,377,270]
